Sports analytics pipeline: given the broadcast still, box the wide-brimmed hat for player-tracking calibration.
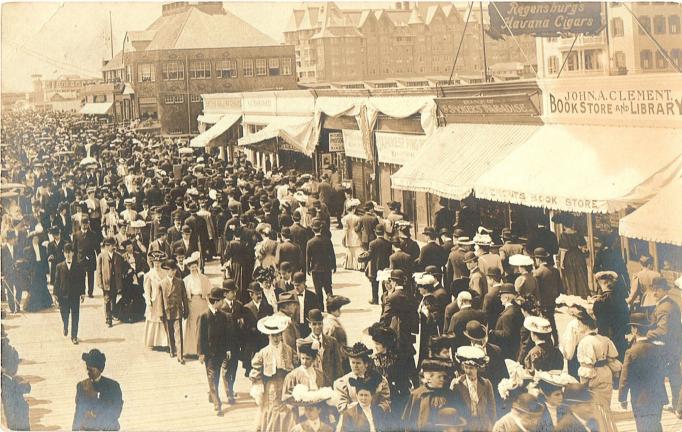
[348,374,382,393]
[277,291,298,306]
[429,334,456,354]
[523,316,552,334]
[455,346,489,367]
[535,370,579,388]
[221,279,237,291]
[82,349,106,370]
[498,283,517,296]
[286,385,334,407]
[562,383,594,404]
[433,407,467,428]
[594,271,618,282]
[342,342,373,358]
[326,295,350,312]
[628,312,652,329]
[421,358,454,373]
[509,254,534,267]
[463,320,489,341]
[184,251,200,266]
[306,309,324,323]
[254,266,276,283]
[208,287,224,301]
[296,339,319,357]
[473,233,493,246]
[257,314,290,335]
[367,322,396,347]
[414,273,437,287]
[149,250,168,263]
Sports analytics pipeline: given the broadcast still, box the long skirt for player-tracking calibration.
[343,246,363,271]
[184,295,208,356]
[581,365,613,411]
[24,271,53,312]
[259,371,295,432]
[562,248,590,298]
[144,320,167,348]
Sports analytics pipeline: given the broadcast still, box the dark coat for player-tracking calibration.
[356,214,379,246]
[416,241,447,272]
[184,213,210,257]
[381,289,418,354]
[554,412,599,432]
[244,300,274,350]
[1,244,18,285]
[73,230,100,271]
[293,289,320,337]
[54,261,85,299]
[389,250,414,278]
[619,338,668,413]
[450,375,496,431]
[490,304,524,360]
[306,234,336,274]
[533,263,563,310]
[646,296,682,357]
[340,402,385,432]
[276,240,302,272]
[402,386,457,432]
[198,308,236,358]
[363,236,392,279]
[445,247,469,288]
[526,227,559,258]
[447,307,487,350]
[72,376,123,431]
[160,276,188,320]
[172,238,199,259]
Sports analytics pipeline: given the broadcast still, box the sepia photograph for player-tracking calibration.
[1,0,681,430]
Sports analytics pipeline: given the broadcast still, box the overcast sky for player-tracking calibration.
[1,1,423,92]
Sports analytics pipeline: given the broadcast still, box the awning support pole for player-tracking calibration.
[587,213,595,293]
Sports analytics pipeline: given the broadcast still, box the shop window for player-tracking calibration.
[654,15,666,34]
[640,50,653,69]
[162,62,184,80]
[216,60,237,78]
[281,58,292,75]
[656,243,682,272]
[614,51,626,69]
[584,50,602,70]
[189,61,211,79]
[138,63,155,82]
[670,15,680,34]
[639,16,651,34]
[163,95,184,104]
[268,58,280,76]
[243,59,254,77]
[547,56,559,74]
[611,17,624,37]
[564,51,579,71]
[255,59,268,76]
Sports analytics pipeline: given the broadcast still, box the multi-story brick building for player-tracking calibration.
[31,74,100,111]
[101,1,298,135]
[284,2,537,83]
[536,2,682,78]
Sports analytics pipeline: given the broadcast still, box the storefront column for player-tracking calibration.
[586,213,595,292]
[269,153,275,170]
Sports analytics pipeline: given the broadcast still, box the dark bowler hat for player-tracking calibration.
[247,281,263,293]
[422,226,436,237]
[161,258,176,270]
[306,309,324,323]
[326,295,351,312]
[463,320,488,341]
[429,334,456,354]
[208,287,225,301]
[293,272,306,284]
[82,349,106,371]
[374,224,385,236]
[424,265,442,277]
[463,251,478,263]
[628,312,652,329]
[277,291,298,306]
[102,237,116,246]
[311,218,323,231]
[181,224,192,233]
[348,374,382,393]
[533,247,550,258]
[222,279,237,291]
[174,246,186,256]
[487,267,502,279]
[389,269,406,283]
[498,283,516,296]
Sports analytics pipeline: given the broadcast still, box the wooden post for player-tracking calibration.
[586,213,595,292]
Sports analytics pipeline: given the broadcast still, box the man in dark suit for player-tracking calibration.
[389,241,415,293]
[304,309,345,387]
[490,284,525,360]
[434,198,455,234]
[306,219,335,310]
[646,276,682,415]
[359,224,392,305]
[73,349,123,431]
[292,272,320,338]
[166,214,184,246]
[242,283,274,374]
[1,231,20,313]
[526,222,559,265]
[47,227,66,285]
[380,270,418,377]
[73,219,100,297]
[445,237,472,288]
[53,243,84,344]
[447,291,487,349]
[318,175,334,212]
[275,227,302,272]
[95,237,125,327]
[54,202,73,240]
[289,212,312,271]
[172,225,199,261]
[532,247,563,344]
[218,279,246,404]
[198,288,237,416]
[619,312,667,432]
[160,259,189,364]
[184,204,210,264]
[357,203,380,251]
[416,227,447,272]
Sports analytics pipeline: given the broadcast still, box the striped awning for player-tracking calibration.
[391,123,539,200]
[80,102,113,115]
[190,114,241,148]
[620,178,682,246]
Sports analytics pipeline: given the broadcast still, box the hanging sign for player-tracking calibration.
[341,129,367,160]
[489,2,603,37]
[328,132,344,152]
[375,132,426,166]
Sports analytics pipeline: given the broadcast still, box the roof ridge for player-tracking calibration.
[171,7,194,50]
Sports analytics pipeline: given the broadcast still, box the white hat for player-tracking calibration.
[523,316,552,334]
[675,276,682,290]
[294,191,308,203]
[208,189,217,200]
[184,251,201,266]
[457,291,473,302]
[414,273,437,286]
[257,314,291,335]
[535,370,579,387]
[129,220,146,229]
[509,254,534,267]
[347,198,361,208]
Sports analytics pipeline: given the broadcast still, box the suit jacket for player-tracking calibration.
[167,226,183,246]
[356,214,379,245]
[339,403,385,432]
[160,276,188,320]
[445,248,470,287]
[490,304,524,360]
[294,289,320,337]
[450,375,496,431]
[469,268,488,298]
[73,230,100,271]
[533,264,563,309]
[646,296,682,356]
[318,181,334,207]
[244,300,274,350]
[381,288,418,352]
[417,241,447,272]
[618,338,668,411]
[304,333,344,387]
[289,222,313,259]
[184,213,210,257]
[554,412,599,432]
[24,245,49,278]
[275,240,302,272]
[95,251,125,294]
[447,307,487,349]
[363,236,392,279]
[54,261,85,299]
[306,235,336,274]
[389,250,414,278]
[198,308,236,358]
[172,238,199,259]
[218,299,247,341]
[72,376,123,431]
[53,213,73,239]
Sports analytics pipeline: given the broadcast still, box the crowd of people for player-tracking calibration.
[1,109,682,432]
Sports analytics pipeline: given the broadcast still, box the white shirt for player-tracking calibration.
[465,377,479,415]
[302,365,318,390]
[359,403,376,432]
[297,290,305,323]
[263,287,278,312]
[308,418,321,432]
[33,244,41,261]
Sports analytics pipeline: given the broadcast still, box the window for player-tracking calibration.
[654,15,666,34]
[189,61,211,79]
[656,50,667,69]
[216,60,237,78]
[268,58,280,76]
[547,56,559,74]
[670,15,680,34]
[584,50,602,70]
[126,65,132,82]
[611,18,624,37]
[138,63,155,82]
[564,51,579,71]
[640,49,653,69]
[163,95,184,104]
[162,62,184,80]
[614,51,626,69]
[190,94,202,103]
[243,59,254,77]
[639,16,651,34]
[255,59,267,76]
[281,58,292,75]
[672,49,682,68]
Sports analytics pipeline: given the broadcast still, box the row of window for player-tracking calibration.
[136,58,293,83]
[546,50,603,73]
[162,94,203,105]
[546,48,681,73]
[640,49,682,69]
[636,15,679,35]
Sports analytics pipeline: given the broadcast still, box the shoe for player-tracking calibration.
[213,403,221,412]
[178,357,185,365]
[63,329,68,337]
[88,294,94,298]
[170,352,176,358]
[107,322,113,328]
[675,410,682,419]
[216,409,223,417]
[368,300,378,305]
[227,396,236,405]
[71,337,78,345]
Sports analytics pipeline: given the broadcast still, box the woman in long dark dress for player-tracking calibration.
[22,232,53,311]
[222,230,252,304]
[559,225,590,298]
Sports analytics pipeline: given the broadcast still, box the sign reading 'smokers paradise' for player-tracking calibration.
[489,2,602,37]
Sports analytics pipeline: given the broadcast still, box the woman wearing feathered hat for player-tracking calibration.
[402,357,457,431]
[143,250,168,350]
[287,385,335,432]
[249,314,297,432]
[21,226,52,311]
[450,346,497,431]
[341,198,363,271]
[338,374,386,432]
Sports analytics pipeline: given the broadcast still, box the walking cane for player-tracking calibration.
[159,280,173,356]
[1,277,22,315]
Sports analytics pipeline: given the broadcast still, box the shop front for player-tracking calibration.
[194,93,243,160]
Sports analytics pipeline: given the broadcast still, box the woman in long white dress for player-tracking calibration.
[576,323,622,411]
[341,199,362,271]
[183,252,211,357]
[143,252,168,349]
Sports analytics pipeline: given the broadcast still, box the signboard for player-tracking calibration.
[540,74,682,128]
[328,132,344,152]
[475,188,605,212]
[203,96,242,113]
[341,129,367,159]
[375,132,426,166]
[437,94,539,118]
[489,2,602,37]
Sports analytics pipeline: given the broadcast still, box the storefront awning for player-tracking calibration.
[197,113,224,125]
[238,116,315,155]
[619,179,682,246]
[190,114,241,148]
[391,123,539,200]
[80,102,113,115]
[475,125,682,213]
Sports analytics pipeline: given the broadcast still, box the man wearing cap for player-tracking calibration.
[54,243,85,344]
[304,309,344,386]
[358,224,392,305]
[160,258,188,364]
[646,276,682,415]
[445,236,472,289]
[73,218,100,297]
[73,349,123,431]
[619,312,667,431]
[243,282,274,374]
[95,237,125,327]
[628,255,661,310]
[416,227,447,273]
[490,284,524,361]
[306,219,336,310]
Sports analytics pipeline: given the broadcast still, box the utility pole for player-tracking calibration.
[109,11,114,60]
[479,2,489,83]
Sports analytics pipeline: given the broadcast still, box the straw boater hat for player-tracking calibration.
[594,271,618,282]
[257,314,290,335]
[286,384,334,407]
[457,236,474,246]
[455,346,489,368]
[509,254,534,267]
[148,250,168,263]
[535,370,579,388]
[523,316,552,334]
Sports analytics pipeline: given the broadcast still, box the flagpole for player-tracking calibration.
[109,11,114,60]
[479,2,489,83]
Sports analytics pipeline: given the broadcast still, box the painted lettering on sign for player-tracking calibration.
[481,188,602,211]
[341,129,367,160]
[375,132,426,166]
[548,91,682,117]
[489,2,602,37]
[328,132,344,152]
[438,94,538,117]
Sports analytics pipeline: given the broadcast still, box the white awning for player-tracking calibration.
[122,84,134,95]
[238,116,315,155]
[391,123,539,199]
[475,124,682,213]
[197,113,224,125]
[80,102,113,115]
[620,178,682,246]
[190,114,241,148]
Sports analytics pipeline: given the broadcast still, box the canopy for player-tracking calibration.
[238,116,315,155]
[80,102,113,115]
[391,123,539,200]
[190,114,241,148]
[475,125,682,213]
[197,113,224,125]
[619,178,682,246]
